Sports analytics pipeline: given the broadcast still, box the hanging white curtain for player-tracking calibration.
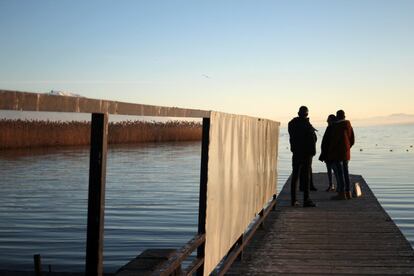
[203,111,279,275]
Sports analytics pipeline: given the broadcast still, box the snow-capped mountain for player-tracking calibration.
[48,90,83,97]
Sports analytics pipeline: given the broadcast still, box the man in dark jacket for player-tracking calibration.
[288,106,317,207]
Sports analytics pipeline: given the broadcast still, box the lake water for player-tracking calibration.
[0,124,413,273]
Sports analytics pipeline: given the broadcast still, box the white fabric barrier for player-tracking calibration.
[203,111,279,275]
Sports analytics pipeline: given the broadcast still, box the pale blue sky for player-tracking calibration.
[1,1,413,124]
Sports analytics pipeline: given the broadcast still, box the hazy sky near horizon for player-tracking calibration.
[1,0,413,123]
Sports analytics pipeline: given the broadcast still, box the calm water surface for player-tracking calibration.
[0,124,413,272]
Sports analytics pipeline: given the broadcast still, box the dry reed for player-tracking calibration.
[0,119,202,149]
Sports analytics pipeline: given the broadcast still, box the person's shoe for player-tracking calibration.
[345,191,353,200]
[303,199,316,207]
[291,200,300,207]
[325,185,333,192]
[310,186,318,191]
[331,192,347,200]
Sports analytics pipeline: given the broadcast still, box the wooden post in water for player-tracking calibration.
[33,254,42,276]
[196,118,210,276]
[85,113,108,276]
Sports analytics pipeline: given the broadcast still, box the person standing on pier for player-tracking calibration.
[329,110,355,200]
[288,106,317,207]
[319,114,337,192]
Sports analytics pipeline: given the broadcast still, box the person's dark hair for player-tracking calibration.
[298,106,309,118]
[327,114,336,122]
[336,110,345,120]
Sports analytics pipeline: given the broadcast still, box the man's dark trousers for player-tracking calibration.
[291,155,312,205]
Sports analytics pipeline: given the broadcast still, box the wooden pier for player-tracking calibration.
[227,173,414,275]
[2,91,413,275]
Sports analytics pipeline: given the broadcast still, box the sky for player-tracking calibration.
[1,0,413,125]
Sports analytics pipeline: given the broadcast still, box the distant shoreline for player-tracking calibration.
[0,119,202,149]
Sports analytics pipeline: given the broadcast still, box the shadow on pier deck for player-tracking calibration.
[227,173,414,275]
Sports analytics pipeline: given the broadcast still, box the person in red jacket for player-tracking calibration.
[329,110,355,200]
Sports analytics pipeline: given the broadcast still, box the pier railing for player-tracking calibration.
[0,90,280,276]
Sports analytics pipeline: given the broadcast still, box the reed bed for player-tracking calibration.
[0,119,202,149]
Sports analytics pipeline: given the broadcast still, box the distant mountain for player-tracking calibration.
[48,90,83,97]
[353,113,414,126]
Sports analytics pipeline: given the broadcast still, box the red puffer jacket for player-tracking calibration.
[328,120,355,161]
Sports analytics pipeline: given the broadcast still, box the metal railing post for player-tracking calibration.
[85,113,108,276]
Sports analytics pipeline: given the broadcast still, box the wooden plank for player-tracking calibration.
[115,249,178,276]
[154,234,205,276]
[85,113,108,276]
[226,173,414,275]
[184,258,204,276]
[0,90,211,118]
